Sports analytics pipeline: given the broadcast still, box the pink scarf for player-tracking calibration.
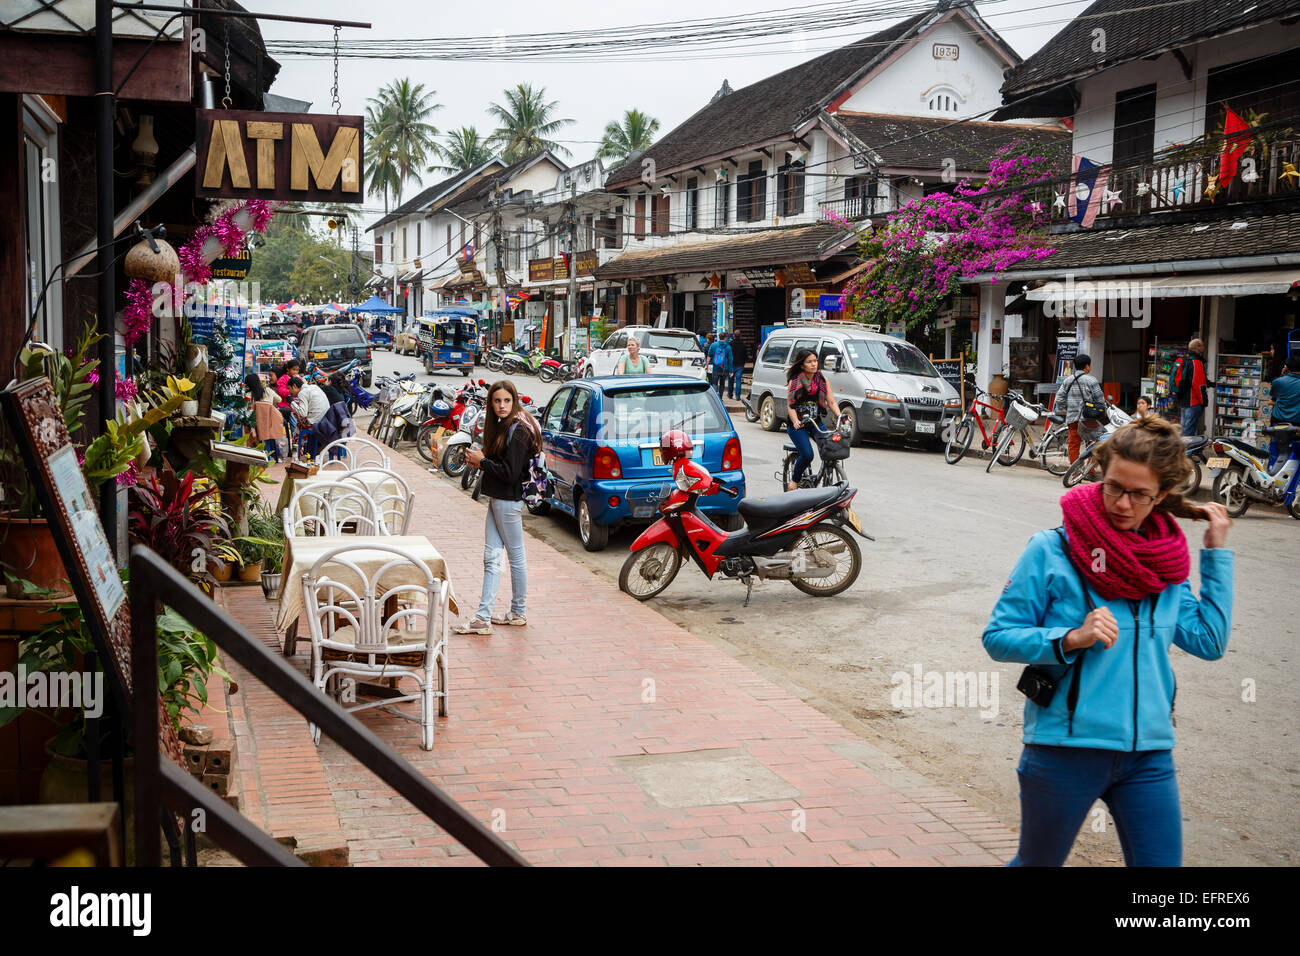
[1059,482,1189,600]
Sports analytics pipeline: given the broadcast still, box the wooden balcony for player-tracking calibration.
[818,195,881,221]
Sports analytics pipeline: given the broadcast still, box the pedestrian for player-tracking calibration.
[1054,352,1108,462]
[453,380,541,635]
[727,333,748,400]
[276,359,301,432]
[616,335,650,374]
[983,416,1233,867]
[244,372,286,462]
[1133,395,1154,419]
[707,334,732,394]
[1172,338,1215,437]
[1265,352,1300,468]
[784,348,842,491]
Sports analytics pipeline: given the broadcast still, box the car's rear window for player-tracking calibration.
[598,385,728,440]
[632,331,702,353]
[312,326,366,347]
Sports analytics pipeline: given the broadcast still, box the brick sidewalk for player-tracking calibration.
[228,451,1018,866]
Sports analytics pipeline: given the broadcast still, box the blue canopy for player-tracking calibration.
[348,295,405,315]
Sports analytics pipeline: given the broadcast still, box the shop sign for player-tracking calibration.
[739,268,777,288]
[196,109,363,202]
[210,248,252,280]
[819,293,845,311]
[644,276,669,294]
[575,250,598,276]
[528,257,553,282]
[783,262,817,285]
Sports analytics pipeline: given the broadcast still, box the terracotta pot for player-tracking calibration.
[0,514,73,599]
[39,739,135,865]
[212,561,234,583]
[989,373,1010,397]
[237,560,262,582]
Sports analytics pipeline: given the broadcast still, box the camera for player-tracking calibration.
[1016,666,1058,707]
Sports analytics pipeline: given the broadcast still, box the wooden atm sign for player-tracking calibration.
[196,109,364,202]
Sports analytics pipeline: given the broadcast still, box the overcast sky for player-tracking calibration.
[253,0,1092,227]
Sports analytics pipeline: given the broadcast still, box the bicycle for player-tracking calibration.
[779,407,856,489]
[945,386,1015,465]
[984,391,1070,475]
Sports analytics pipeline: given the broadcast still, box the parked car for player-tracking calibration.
[534,375,745,551]
[259,321,301,345]
[297,322,372,386]
[584,326,707,380]
[747,325,962,446]
[394,327,420,355]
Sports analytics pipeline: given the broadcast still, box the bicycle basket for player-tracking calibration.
[1005,401,1040,430]
[817,430,851,461]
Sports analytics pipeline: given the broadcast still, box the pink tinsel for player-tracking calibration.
[178,224,214,285]
[245,199,276,232]
[115,374,139,402]
[213,210,245,257]
[122,278,154,348]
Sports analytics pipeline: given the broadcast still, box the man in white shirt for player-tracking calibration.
[287,376,329,426]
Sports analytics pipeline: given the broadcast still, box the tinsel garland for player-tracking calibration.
[178,223,215,285]
[122,277,154,348]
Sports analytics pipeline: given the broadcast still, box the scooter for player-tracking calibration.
[416,380,479,463]
[440,405,484,479]
[618,440,873,607]
[1210,424,1300,518]
[537,356,568,383]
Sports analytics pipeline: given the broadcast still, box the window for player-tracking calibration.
[612,204,624,249]
[842,339,939,376]
[737,160,766,222]
[604,331,626,351]
[460,222,466,250]
[927,89,962,113]
[562,388,591,436]
[1206,48,1300,134]
[760,338,792,365]
[375,238,383,264]
[818,342,843,369]
[416,226,421,257]
[446,224,451,255]
[312,326,367,347]
[597,385,729,440]
[1113,84,1157,166]
[685,177,698,230]
[23,97,62,351]
[473,223,481,253]
[844,176,877,218]
[779,153,804,216]
[635,195,647,240]
[714,179,729,226]
[652,194,669,234]
[544,389,570,432]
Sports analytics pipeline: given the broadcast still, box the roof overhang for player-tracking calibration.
[1024,267,1300,300]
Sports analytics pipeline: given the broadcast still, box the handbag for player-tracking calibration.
[1063,374,1109,422]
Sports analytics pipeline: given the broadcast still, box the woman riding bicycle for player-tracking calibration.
[785,348,842,491]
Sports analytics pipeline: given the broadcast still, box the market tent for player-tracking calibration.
[349,294,404,315]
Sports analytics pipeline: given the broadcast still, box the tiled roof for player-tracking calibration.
[1001,0,1300,101]
[604,10,931,188]
[595,223,856,278]
[976,209,1300,275]
[366,161,508,232]
[836,112,1067,170]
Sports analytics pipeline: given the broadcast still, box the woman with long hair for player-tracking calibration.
[784,348,841,491]
[454,380,542,635]
[245,371,286,461]
[983,417,1233,866]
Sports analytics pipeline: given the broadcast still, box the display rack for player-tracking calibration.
[1152,340,1185,416]
[1215,353,1265,439]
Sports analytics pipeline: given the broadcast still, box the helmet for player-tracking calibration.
[429,399,452,419]
[659,430,693,462]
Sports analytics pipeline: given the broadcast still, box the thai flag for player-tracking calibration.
[1067,155,1108,228]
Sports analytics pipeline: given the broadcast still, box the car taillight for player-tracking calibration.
[721,436,742,471]
[593,446,622,479]
[366,348,372,360]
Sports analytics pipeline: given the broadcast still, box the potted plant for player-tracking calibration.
[246,499,285,597]
[128,471,231,592]
[233,536,265,581]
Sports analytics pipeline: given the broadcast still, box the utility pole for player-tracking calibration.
[491,188,507,348]
[565,180,578,361]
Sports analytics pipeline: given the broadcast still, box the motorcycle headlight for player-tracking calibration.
[674,469,702,492]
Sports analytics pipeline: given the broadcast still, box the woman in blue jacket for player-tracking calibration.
[983,416,1233,866]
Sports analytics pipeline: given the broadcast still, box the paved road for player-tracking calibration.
[372,348,1298,866]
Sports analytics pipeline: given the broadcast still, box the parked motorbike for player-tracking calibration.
[1210,424,1300,518]
[416,381,475,463]
[618,431,872,606]
[441,404,484,479]
[484,348,505,372]
[1061,404,1136,487]
[500,346,531,375]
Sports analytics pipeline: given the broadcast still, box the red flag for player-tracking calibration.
[1219,107,1251,184]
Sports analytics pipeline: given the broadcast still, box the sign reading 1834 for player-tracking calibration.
[196,109,364,203]
[932,43,959,60]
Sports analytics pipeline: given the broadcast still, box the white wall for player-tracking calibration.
[839,17,1013,120]
[1072,26,1300,162]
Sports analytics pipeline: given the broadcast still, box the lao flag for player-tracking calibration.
[1067,156,1108,228]
[1219,107,1251,184]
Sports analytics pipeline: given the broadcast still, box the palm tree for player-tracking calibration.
[597,109,660,163]
[364,101,401,213]
[366,79,441,206]
[487,83,574,162]
[429,126,493,175]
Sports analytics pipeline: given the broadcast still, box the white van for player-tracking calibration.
[748,326,962,444]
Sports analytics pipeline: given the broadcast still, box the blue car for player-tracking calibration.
[533,375,746,551]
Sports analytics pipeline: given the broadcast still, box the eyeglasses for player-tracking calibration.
[1101,481,1158,506]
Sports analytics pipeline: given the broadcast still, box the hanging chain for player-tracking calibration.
[331,26,342,114]
[222,21,232,109]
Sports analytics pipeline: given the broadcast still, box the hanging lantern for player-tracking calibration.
[124,234,180,284]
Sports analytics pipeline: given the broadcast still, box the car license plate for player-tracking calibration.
[667,358,682,367]
[915,421,936,434]
[450,352,462,358]
[1207,457,1230,470]
[652,446,698,466]
[844,507,862,533]
[312,351,328,359]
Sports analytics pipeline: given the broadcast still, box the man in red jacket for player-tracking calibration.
[1175,338,1214,436]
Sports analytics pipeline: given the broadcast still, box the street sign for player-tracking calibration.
[196,109,363,202]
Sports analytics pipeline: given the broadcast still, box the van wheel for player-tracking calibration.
[840,406,861,445]
[577,494,609,551]
[759,395,781,432]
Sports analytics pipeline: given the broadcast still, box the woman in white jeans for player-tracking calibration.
[454,380,540,635]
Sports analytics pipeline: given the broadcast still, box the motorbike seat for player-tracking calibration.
[739,485,844,521]
[783,443,798,453]
[1045,413,1065,424]
[1182,435,1208,454]
[1222,436,1270,458]
[1262,424,1299,440]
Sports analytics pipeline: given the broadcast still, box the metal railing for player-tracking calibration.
[818,195,880,221]
[129,546,527,867]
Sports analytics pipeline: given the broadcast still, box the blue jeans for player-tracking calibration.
[785,423,815,484]
[727,369,743,399]
[475,498,526,620]
[710,368,730,394]
[1180,404,1205,437]
[1009,745,1181,867]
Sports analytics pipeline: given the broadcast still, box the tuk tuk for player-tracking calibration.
[417,308,477,375]
[368,316,395,349]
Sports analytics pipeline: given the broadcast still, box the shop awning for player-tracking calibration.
[1026,268,1300,300]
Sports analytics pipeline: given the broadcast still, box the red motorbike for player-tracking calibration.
[416,379,483,463]
[618,431,872,606]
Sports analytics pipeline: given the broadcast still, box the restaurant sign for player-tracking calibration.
[210,248,252,280]
[196,109,363,203]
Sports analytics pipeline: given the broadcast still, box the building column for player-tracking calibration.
[976,281,1007,389]
[1206,295,1235,434]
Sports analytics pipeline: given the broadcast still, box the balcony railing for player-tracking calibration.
[818,195,881,221]
[1032,134,1300,225]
